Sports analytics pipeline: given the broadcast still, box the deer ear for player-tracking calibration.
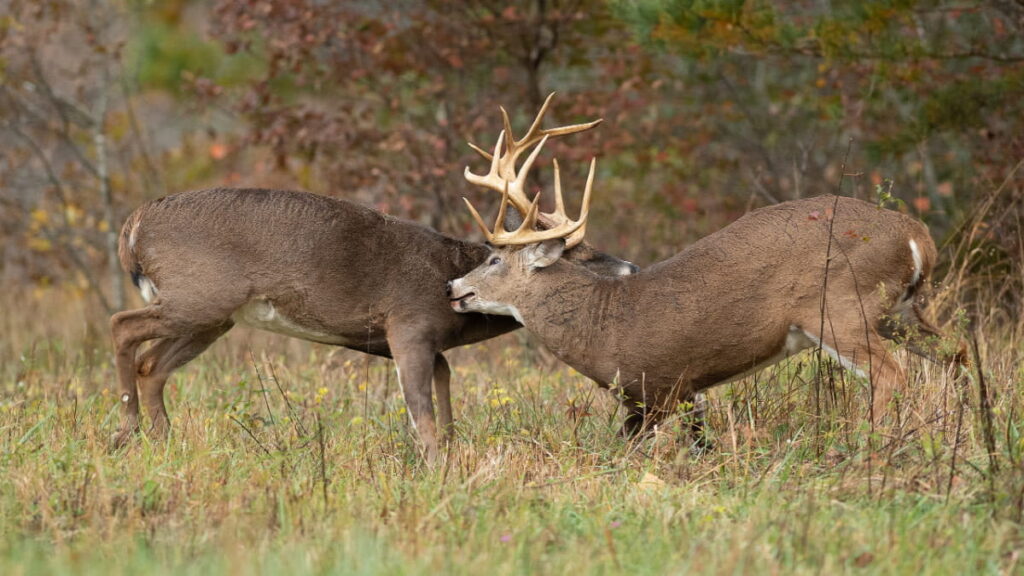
[524,239,565,269]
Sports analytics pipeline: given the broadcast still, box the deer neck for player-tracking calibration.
[513,262,634,385]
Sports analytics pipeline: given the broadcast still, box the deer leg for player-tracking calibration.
[619,393,646,438]
[389,336,441,464]
[686,392,713,453]
[619,392,667,439]
[136,322,233,439]
[433,354,454,445]
[110,306,174,449]
[806,326,906,426]
[861,339,906,428]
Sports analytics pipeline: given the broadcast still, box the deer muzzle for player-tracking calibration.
[447,278,477,311]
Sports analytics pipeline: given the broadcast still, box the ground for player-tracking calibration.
[0,291,1021,575]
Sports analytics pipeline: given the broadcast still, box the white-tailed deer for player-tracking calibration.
[109,95,636,462]
[448,133,967,443]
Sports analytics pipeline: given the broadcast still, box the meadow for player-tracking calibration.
[1,261,1021,576]
[2,1,1022,574]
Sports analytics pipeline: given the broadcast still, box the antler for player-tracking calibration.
[463,151,596,248]
[465,92,602,223]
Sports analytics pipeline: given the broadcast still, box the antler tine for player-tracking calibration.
[519,92,602,149]
[502,92,603,167]
[517,92,556,148]
[463,93,601,243]
[492,214,586,246]
[494,183,511,234]
[518,192,542,233]
[514,134,549,190]
[464,129,504,178]
[467,141,493,161]
[489,130,504,178]
[463,197,495,243]
[462,155,594,248]
[563,158,596,249]
[464,129,534,215]
[468,123,507,162]
[499,105,516,168]
[552,158,566,217]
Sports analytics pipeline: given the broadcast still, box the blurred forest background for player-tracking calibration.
[1,0,1022,324]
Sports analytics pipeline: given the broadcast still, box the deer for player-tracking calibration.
[447,130,967,446]
[108,94,637,462]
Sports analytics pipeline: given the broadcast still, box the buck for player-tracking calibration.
[448,132,965,441]
[108,94,637,462]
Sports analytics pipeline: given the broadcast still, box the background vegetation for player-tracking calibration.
[1,1,1022,574]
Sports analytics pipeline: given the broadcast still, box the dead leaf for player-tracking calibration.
[638,472,666,490]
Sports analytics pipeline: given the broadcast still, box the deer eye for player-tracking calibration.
[489,256,502,266]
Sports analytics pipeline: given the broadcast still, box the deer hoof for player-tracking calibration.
[109,426,139,452]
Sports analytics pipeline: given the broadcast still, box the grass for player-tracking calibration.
[1,285,1023,575]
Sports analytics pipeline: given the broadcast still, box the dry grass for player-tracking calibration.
[1,262,1022,575]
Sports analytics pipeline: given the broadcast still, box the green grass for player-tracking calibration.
[1,291,1022,575]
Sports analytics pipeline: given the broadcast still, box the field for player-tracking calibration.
[3,1,1023,573]
[1,279,1022,576]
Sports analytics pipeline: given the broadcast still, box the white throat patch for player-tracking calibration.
[471,300,525,325]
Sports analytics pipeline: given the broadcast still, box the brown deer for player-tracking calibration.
[448,133,966,443]
[109,95,637,462]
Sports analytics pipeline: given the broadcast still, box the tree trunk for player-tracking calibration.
[95,83,123,313]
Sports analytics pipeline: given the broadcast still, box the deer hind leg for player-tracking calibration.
[803,326,906,426]
[110,306,175,449]
[433,354,454,446]
[388,334,441,464]
[136,322,233,439]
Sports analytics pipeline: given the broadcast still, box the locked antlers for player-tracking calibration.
[464,93,598,248]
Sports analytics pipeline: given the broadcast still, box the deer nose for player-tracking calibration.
[445,280,453,297]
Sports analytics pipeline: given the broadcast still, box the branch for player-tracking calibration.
[25,53,102,179]
[29,51,98,129]
[4,119,72,207]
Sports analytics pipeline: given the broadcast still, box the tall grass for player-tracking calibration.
[1,216,1022,574]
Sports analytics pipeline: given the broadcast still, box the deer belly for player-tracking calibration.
[231,298,349,345]
[703,325,817,388]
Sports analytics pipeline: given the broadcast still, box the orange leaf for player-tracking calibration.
[209,143,229,160]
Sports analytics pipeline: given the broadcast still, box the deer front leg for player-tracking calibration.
[620,392,658,439]
[684,392,713,454]
[388,335,441,464]
[433,354,454,446]
[805,325,907,427]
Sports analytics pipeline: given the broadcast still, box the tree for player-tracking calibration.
[0,0,159,313]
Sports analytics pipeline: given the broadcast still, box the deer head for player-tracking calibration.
[450,134,596,319]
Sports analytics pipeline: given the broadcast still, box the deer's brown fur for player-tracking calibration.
[110,187,632,461]
[450,195,965,439]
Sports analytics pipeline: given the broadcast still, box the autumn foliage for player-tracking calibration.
[1,0,1022,320]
